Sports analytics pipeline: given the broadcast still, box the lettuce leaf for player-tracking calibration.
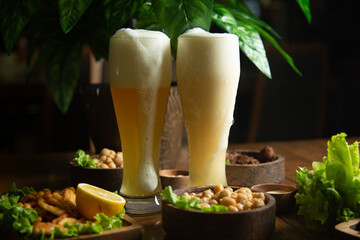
[74,149,99,168]
[161,186,228,212]
[295,133,360,233]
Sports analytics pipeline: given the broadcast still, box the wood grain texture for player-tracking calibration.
[2,137,359,240]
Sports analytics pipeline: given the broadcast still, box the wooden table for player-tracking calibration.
[1,137,358,239]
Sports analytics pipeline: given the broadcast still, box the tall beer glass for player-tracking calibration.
[176,28,240,187]
[109,29,172,214]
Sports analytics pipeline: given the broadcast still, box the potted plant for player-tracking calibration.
[0,0,311,114]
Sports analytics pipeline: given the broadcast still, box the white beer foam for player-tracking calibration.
[179,27,238,40]
[109,28,172,89]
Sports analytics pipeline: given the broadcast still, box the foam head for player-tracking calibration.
[109,28,172,88]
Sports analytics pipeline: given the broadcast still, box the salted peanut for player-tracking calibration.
[211,192,220,201]
[228,205,239,212]
[100,163,109,168]
[182,192,191,200]
[224,187,233,193]
[116,152,122,158]
[230,192,238,199]
[214,184,224,194]
[236,193,248,205]
[219,189,231,199]
[100,155,107,162]
[236,203,244,211]
[243,201,253,210]
[104,157,113,164]
[252,192,265,201]
[109,150,116,157]
[189,193,196,199]
[203,189,214,198]
[219,197,237,207]
[200,197,210,204]
[100,148,110,157]
[252,198,265,208]
[236,187,251,195]
[196,192,204,198]
[209,199,218,205]
[199,202,211,208]
[113,156,123,167]
[108,162,116,169]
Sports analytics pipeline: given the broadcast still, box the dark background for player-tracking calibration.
[0,0,359,154]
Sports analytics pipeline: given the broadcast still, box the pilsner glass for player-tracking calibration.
[176,28,240,187]
[108,29,172,214]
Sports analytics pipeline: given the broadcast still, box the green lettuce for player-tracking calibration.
[74,149,99,168]
[295,133,360,233]
[161,186,228,212]
[0,183,124,240]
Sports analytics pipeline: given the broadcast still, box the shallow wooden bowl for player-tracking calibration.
[162,186,276,240]
[160,169,189,190]
[226,150,285,187]
[251,183,297,215]
[69,160,123,192]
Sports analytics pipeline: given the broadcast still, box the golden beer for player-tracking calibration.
[176,28,240,187]
[109,29,172,213]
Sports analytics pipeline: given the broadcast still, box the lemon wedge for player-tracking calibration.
[76,183,126,220]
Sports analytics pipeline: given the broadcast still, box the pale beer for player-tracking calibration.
[176,28,240,187]
[109,29,172,213]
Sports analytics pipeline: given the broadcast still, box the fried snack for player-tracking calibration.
[18,187,87,235]
[33,221,65,235]
[38,198,66,216]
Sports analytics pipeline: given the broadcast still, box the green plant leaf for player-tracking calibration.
[296,0,311,24]
[152,0,213,56]
[229,8,282,40]
[44,39,83,113]
[0,0,42,55]
[103,0,146,37]
[212,3,271,79]
[135,1,162,30]
[58,0,94,34]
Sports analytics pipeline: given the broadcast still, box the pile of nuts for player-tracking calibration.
[181,184,265,212]
[92,148,123,169]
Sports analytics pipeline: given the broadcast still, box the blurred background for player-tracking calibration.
[0,0,359,154]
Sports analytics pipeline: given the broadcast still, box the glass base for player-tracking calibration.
[120,193,161,215]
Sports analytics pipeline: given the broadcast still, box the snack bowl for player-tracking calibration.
[226,149,285,187]
[160,169,189,190]
[251,183,297,215]
[162,186,276,240]
[69,160,123,192]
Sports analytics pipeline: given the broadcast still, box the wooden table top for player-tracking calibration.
[1,137,358,239]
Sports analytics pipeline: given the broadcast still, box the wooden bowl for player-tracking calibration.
[69,160,123,192]
[251,183,297,215]
[160,169,189,190]
[162,186,276,240]
[226,150,285,187]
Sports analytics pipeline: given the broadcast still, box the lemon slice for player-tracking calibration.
[76,183,126,220]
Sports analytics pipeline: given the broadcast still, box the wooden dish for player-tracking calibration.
[1,215,142,240]
[160,169,189,190]
[162,186,276,240]
[226,150,285,187]
[69,160,123,192]
[251,183,297,215]
[335,218,360,240]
